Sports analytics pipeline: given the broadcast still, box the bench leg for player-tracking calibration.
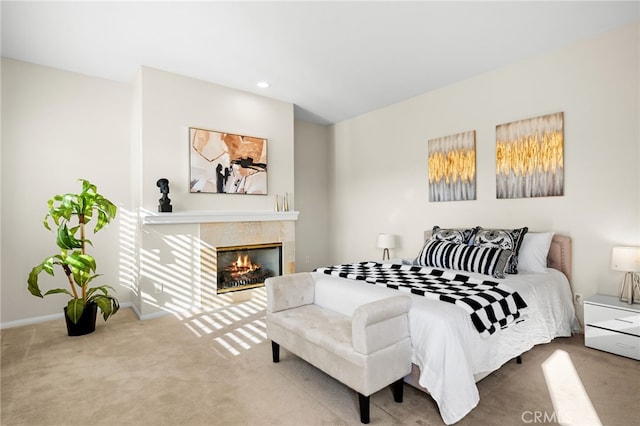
[358,393,370,424]
[392,378,404,403]
[271,341,280,363]
[516,355,522,364]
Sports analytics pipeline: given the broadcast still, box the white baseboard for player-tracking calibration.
[1,301,254,328]
[129,304,174,321]
[0,302,135,329]
[0,312,65,329]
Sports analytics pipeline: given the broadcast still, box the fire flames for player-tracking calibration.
[226,254,261,277]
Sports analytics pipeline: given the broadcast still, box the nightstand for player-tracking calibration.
[584,295,640,360]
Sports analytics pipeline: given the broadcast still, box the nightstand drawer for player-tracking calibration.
[585,325,640,360]
[584,303,640,336]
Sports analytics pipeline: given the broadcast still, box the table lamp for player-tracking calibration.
[611,246,640,304]
[376,234,395,261]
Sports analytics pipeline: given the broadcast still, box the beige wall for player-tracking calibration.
[1,59,133,325]
[294,121,331,271]
[136,67,294,213]
[133,67,295,318]
[328,23,640,323]
[2,23,638,326]
[0,62,295,325]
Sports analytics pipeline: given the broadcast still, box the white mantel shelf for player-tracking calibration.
[141,210,299,225]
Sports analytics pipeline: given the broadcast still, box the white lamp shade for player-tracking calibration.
[611,246,640,272]
[376,234,395,249]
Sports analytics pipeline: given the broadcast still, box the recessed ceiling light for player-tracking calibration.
[257,81,270,89]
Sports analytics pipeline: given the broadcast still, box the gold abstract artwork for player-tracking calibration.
[428,130,476,202]
[496,112,564,199]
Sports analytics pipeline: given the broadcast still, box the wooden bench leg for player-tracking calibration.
[271,341,280,363]
[358,393,370,424]
[392,378,404,403]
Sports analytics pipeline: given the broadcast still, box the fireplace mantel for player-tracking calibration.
[141,210,299,225]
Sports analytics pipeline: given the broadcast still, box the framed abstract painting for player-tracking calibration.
[496,112,564,199]
[189,127,268,194]
[428,130,476,202]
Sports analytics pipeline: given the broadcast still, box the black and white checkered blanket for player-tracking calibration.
[314,262,527,338]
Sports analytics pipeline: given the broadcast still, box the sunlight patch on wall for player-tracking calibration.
[140,231,204,313]
[118,207,139,293]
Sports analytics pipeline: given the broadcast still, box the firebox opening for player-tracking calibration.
[216,242,282,294]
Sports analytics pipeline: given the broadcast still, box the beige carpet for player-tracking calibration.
[1,291,638,426]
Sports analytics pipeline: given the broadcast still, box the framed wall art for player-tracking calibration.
[189,127,268,194]
[428,130,476,202]
[496,112,564,199]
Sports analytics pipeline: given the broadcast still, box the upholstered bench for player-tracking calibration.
[265,272,412,424]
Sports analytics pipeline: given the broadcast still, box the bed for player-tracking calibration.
[310,229,578,425]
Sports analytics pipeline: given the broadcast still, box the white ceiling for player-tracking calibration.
[2,1,638,125]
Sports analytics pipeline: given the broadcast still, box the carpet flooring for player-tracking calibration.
[1,290,638,426]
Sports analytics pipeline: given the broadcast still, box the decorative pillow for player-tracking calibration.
[518,232,554,273]
[431,226,476,245]
[471,227,529,274]
[415,238,512,279]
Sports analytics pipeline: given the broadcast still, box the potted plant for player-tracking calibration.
[27,179,119,336]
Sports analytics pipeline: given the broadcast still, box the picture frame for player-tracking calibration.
[189,127,268,194]
[428,130,477,202]
[496,112,564,199]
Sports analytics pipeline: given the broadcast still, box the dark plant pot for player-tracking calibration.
[64,302,98,336]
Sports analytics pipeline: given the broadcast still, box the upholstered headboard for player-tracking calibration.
[423,230,572,284]
[547,234,572,284]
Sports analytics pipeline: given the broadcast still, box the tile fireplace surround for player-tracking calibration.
[140,210,298,317]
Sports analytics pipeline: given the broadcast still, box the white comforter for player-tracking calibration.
[311,267,577,425]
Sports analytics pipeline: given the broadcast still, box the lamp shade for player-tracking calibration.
[611,246,640,272]
[376,234,396,249]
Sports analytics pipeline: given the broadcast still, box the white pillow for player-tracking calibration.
[518,232,554,273]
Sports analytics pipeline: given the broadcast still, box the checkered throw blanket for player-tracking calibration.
[314,262,527,338]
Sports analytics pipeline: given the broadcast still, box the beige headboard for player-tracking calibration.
[423,230,572,284]
[547,234,572,284]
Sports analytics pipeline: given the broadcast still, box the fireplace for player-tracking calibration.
[216,242,282,294]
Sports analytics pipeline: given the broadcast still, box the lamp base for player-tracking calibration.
[382,248,390,261]
[619,272,640,304]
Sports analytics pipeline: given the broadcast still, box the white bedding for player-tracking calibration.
[311,267,577,425]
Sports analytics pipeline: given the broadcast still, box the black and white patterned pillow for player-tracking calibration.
[415,238,512,278]
[471,227,529,274]
[431,226,476,244]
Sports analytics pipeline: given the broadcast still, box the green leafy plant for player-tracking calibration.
[28,179,119,324]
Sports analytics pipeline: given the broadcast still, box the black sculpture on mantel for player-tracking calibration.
[156,178,172,212]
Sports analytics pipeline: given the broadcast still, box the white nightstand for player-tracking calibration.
[584,295,640,360]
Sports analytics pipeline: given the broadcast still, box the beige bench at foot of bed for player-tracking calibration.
[265,272,412,424]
